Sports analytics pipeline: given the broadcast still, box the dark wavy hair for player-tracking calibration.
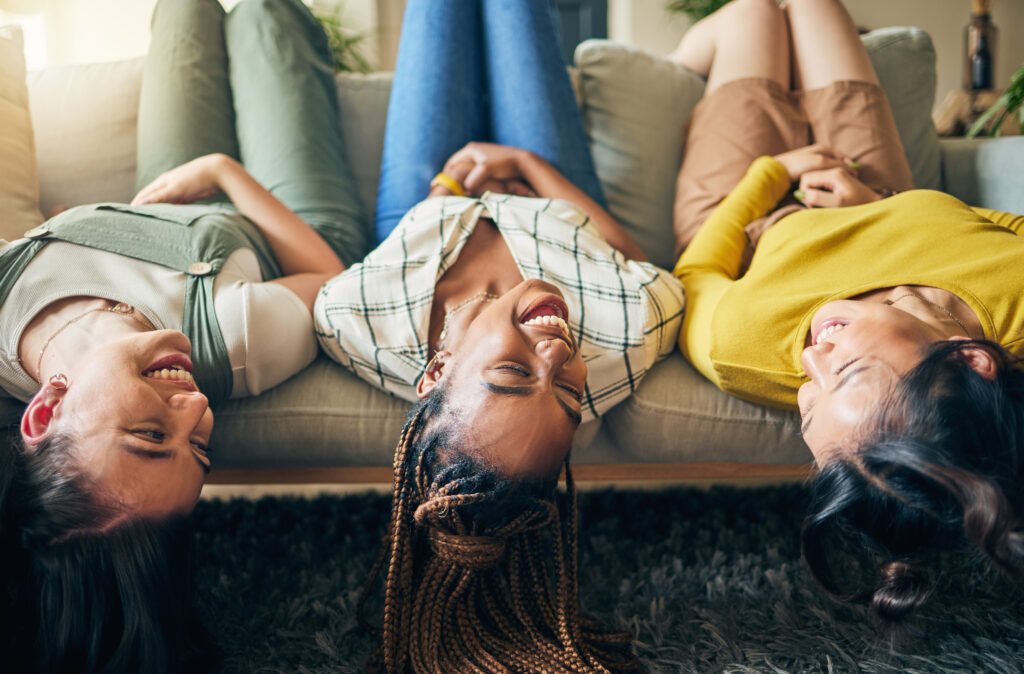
[802,339,1024,640]
[359,386,640,672]
[0,429,214,673]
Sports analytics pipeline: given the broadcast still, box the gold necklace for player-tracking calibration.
[437,291,500,346]
[35,302,152,380]
[884,293,970,337]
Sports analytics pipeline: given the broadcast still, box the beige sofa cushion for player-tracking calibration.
[27,58,143,214]
[0,25,44,241]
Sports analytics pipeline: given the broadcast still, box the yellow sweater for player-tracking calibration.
[673,156,1024,410]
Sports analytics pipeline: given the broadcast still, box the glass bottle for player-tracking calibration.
[964,0,997,91]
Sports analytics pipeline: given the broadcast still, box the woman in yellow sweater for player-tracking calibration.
[671,0,1024,636]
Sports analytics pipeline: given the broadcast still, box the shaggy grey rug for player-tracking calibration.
[193,486,1024,672]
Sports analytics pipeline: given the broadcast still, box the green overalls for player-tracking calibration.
[0,204,280,403]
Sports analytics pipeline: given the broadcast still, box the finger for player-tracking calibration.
[475,178,506,196]
[797,186,841,209]
[447,144,487,168]
[463,163,491,192]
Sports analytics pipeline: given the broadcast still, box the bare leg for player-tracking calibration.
[785,0,877,89]
[672,0,802,254]
[669,0,790,94]
[785,0,913,191]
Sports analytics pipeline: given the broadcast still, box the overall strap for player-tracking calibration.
[13,204,281,403]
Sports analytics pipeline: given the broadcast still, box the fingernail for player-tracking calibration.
[794,189,807,201]
[847,161,860,170]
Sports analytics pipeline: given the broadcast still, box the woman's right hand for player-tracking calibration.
[131,153,231,206]
[772,144,853,183]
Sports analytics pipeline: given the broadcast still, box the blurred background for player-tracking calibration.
[1,0,1022,116]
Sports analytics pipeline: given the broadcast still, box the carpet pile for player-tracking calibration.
[193,485,1024,672]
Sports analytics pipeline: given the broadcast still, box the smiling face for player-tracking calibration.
[26,330,213,516]
[418,279,587,477]
[798,300,948,464]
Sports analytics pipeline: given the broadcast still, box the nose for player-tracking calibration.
[168,390,212,433]
[535,336,573,369]
[800,341,834,383]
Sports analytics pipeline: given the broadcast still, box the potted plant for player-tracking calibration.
[666,0,732,22]
[967,62,1024,137]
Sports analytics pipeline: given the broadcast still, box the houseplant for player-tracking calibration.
[967,61,1024,137]
[666,0,732,22]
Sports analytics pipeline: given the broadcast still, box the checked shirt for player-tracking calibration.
[314,193,684,422]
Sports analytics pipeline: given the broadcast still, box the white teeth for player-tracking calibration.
[523,314,570,337]
[816,323,847,344]
[144,365,194,383]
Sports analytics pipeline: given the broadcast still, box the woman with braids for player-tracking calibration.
[0,0,368,669]
[669,0,1024,637]
[315,0,681,670]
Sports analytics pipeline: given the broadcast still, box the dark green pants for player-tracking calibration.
[136,0,369,267]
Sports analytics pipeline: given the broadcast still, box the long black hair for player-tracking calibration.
[802,339,1024,639]
[0,429,214,672]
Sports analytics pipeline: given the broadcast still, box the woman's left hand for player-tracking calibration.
[796,168,881,208]
[442,143,538,196]
[131,153,230,206]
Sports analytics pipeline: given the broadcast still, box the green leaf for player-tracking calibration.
[315,6,372,74]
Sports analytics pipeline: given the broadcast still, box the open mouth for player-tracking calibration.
[813,320,848,345]
[143,354,197,389]
[520,296,574,348]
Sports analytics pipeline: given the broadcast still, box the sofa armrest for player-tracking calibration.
[940,137,1024,213]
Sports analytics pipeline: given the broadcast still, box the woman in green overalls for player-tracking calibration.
[0,0,367,669]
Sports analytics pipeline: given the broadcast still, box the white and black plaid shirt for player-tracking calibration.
[314,194,684,421]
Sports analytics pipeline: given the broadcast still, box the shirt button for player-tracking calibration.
[24,225,50,239]
[187,261,213,276]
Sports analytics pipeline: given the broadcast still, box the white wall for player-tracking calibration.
[0,0,381,70]
[608,0,1024,113]
[3,0,1022,111]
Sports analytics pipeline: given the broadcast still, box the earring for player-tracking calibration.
[426,352,445,373]
[48,373,69,390]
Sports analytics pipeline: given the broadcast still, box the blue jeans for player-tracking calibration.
[374,0,606,243]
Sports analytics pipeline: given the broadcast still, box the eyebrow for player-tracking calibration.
[800,361,874,437]
[122,443,173,460]
[480,381,582,425]
[121,443,212,474]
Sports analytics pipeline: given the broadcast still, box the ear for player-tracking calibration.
[21,386,65,447]
[949,339,998,381]
[416,351,450,399]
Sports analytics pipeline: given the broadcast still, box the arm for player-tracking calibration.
[673,156,790,379]
[973,207,1024,235]
[442,143,648,262]
[132,153,344,310]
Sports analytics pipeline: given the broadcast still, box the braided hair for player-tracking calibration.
[0,429,212,672]
[802,339,1024,640]
[360,388,640,672]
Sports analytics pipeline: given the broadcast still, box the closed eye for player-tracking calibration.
[558,383,582,403]
[133,429,166,442]
[495,363,530,377]
[832,357,861,377]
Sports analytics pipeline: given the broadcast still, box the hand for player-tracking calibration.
[442,142,536,196]
[131,153,232,206]
[795,167,881,208]
[773,144,854,183]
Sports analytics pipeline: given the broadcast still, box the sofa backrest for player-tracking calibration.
[25,28,941,268]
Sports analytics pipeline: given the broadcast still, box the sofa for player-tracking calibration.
[3,25,1022,483]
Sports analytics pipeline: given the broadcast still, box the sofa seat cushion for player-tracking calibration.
[210,355,408,469]
[602,353,808,464]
